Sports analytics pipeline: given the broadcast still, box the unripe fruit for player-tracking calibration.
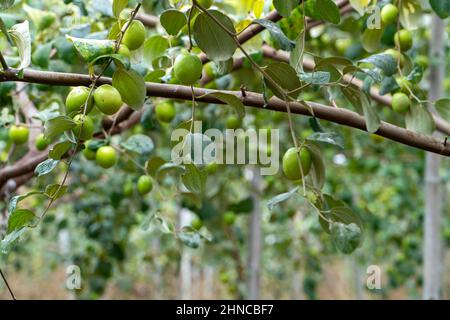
[72,115,95,141]
[392,92,410,114]
[206,162,219,174]
[395,77,412,93]
[223,211,236,226]
[415,55,429,69]
[123,180,134,196]
[8,125,29,145]
[381,4,399,25]
[282,147,312,181]
[122,20,146,50]
[95,146,117,169]
[226,115,241,129]
[198,0,213,9]
[191,217,203,230]
[335,38,352,54]
[117,44,131,59]
[35,133,49,151]
[384,49,405,68]
[66,86,94,114]
[155,101,176,123]
[83,146,96,161]
[137,175,153,195]
[174,53,203,85]
[394,29,413,52]
[93,84,123,115]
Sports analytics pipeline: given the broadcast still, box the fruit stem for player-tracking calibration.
[0,51,9,71]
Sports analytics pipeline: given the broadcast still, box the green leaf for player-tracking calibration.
[263,62,302,99]
[160,9,187,36]
[0,0,15,10]
[193,10,237,61]
[267,187,299,211]
[306,132,344,149]
[349,0,370,15]
[290,33,305,73]
[146,156,166,177]
[112,68,146,110]
[435,98,450,121]
[315,0,341,24]
[113,0,128,18]
[405,103,436,136]
[121,134,154,155]
[342,86,380,133]
[0,228,28,254]
[182,164,207,196]
[156,162,186,180]
[34,159,60,177]
[361,27,383,53]
[7,209,36,233]
[143,35,169,65]
[305,143,326,189]
[23,4,55,31]
[299,71,330,85]
[379,76,399,95]
[44,184,68,200]
[273,0,298,17]
[145,69,166,83]
[228,197,254,214]
[430,0,450,19]
[44,115,76,140]
[89,53,130,69]
[359,54,397,77]
[331,222,362,254]
[253,19,295,51]
[48,141,74,160]
[399,0,422,29]
[66,35,115,63]
[200,92,245,117]
[32,42,52,68]
[179,227,201,249]
[8,20,31,69]
[8,191,43,214]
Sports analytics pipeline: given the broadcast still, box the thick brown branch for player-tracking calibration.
[0,67,448,191]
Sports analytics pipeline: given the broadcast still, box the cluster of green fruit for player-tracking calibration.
[123,175,154,196]
[191,210,237,230]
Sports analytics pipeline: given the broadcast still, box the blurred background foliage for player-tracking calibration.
[0,0,449,299]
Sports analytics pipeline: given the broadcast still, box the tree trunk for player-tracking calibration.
[247,167,262,300]
[423,15,445,300]
[179,208,192,300]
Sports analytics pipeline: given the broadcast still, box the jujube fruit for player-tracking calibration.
[191,217,203,230]
[66,86,94,114]
[96,146,117,169]
[155,101,176,123]
[83,147,96,161]
[35,133,49,151]
[72,115,95,141]
[223,211,236,226]
[282,147,312,181]
[8,125,29,145]
[93,84,123,115]
[381,4,399,25]
[174,53,203,85]
[394,29,413,52]
[137,175,154,195]
[392,92,410,114]
[226,115,241,129]
[122,20,146,50]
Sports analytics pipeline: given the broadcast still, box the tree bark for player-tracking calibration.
[423,15,445,300]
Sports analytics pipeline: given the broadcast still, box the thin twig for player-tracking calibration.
[0,268,16,300]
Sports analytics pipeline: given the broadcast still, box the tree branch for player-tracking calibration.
[0,67,448,191]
